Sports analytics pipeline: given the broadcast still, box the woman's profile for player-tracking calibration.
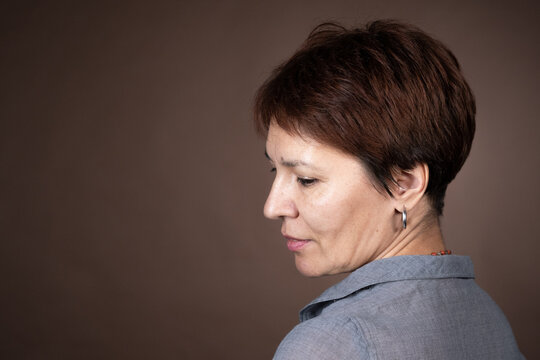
[254,20,523,359]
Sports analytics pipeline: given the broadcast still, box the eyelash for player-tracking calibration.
[269,167,317,187]
[297,177,317,187]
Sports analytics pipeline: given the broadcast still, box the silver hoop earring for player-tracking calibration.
[402,205,407,229]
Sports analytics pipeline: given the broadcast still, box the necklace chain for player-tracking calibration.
[431,250,452,256]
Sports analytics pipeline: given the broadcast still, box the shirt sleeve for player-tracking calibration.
[273,317,369,360]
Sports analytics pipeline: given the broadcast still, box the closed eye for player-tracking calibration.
[297,177,317,187]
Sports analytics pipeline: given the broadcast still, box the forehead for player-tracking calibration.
[266,123,321,154]
[265,123,359,166]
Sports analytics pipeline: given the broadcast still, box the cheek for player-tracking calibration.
[302,184,387,240]
[302,189,359,236]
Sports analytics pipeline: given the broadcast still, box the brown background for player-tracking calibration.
[1,0,539,359]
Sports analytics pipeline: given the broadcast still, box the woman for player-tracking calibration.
[254,20,523,359]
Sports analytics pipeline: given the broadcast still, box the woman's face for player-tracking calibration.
[264,123,397,277]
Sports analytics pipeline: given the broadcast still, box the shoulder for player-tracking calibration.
[273,315,370,360]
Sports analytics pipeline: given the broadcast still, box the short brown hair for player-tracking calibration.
[254,20,475,215]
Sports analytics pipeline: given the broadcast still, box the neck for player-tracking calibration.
[378,209,445,259]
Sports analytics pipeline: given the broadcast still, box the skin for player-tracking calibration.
[264,123,445,277]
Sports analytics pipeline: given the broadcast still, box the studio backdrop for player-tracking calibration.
[1,0,538,359]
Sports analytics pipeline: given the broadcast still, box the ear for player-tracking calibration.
[391,163,429,212]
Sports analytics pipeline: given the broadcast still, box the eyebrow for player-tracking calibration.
[265,150,312,168]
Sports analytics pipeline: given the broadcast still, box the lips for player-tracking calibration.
[284,235,311,252]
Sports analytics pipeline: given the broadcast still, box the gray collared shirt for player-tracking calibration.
[274,255,524,359]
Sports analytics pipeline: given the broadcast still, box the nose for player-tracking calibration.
[263,178,299,220]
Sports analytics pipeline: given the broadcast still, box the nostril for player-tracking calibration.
[264,195,298,220]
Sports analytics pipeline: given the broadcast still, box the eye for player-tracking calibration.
[270,167,276,173]
[297,177,317,187]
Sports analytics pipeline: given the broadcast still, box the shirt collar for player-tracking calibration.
[300,255,475,321]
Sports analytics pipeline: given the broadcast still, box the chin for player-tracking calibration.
[295,254,361,277]
[295,257,329,277]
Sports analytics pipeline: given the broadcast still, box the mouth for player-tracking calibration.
[283,234,311,252]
